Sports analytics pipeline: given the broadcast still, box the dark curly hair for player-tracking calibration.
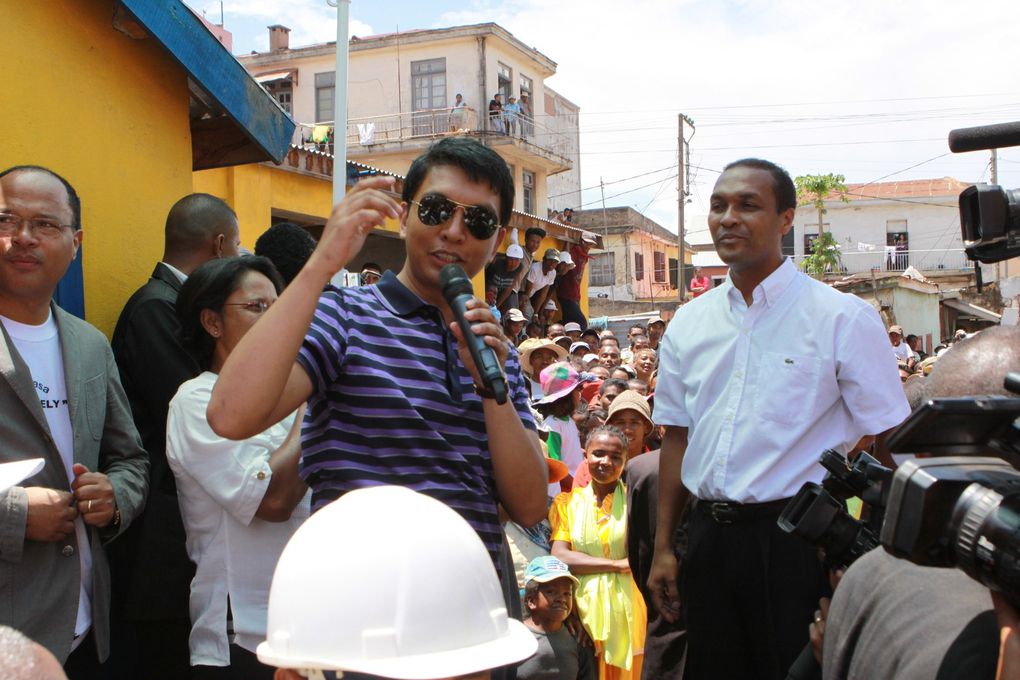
[254,222,316,285]
[176,255,283,370]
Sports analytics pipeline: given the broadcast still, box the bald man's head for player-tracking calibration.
[925,326,1020,399]
[163,193,240,268]
[0,626,66,680]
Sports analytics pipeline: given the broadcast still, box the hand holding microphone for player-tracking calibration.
[440,264,509,404]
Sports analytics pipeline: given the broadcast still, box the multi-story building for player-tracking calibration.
[239,22,581,228]
[572,207,692,304]
[790,178,974,276]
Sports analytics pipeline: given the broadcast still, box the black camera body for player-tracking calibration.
[778,450,891,570]
[959,184,1020,264]
[948,120,1020,267]
[881,389,1020,603]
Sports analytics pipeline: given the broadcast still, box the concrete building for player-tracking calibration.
[791,178,974,278]
[238,22,581,226]
[3,0,293,334]
[544,87,581,212]
[572,207,692,312]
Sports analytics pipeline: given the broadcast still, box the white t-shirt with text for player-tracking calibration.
[0,312,93,638]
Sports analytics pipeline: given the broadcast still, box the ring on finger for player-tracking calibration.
[87,499,93,513]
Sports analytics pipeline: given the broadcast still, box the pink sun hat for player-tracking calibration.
[536,362,582,405]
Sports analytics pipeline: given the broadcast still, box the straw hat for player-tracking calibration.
[518,338,568,377]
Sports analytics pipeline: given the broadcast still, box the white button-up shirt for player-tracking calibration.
[655,258,910,503]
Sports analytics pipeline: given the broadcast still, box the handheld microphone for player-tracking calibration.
[439,264,508,404]
[948,121,1020,153]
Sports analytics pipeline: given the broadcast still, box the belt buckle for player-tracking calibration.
[709,502,736,524]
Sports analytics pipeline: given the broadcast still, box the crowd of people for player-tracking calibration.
[2,139,1019,680]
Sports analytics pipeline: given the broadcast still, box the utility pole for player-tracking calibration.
[327,0,351,204]
[677,114,694,298]
[992,149,1001,284]
[601,178,613,302]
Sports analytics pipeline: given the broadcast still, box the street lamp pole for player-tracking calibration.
[327,0,351,204]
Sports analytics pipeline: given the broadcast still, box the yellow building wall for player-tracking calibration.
[195,164,582,309]
[2,0,194,336]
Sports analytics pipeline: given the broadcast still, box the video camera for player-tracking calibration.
[781,373,1020,603]
[777,450,891,570]
[948,121,1020,277]
[881,376,1020,604]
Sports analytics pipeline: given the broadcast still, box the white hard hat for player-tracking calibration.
[257,486,537,678]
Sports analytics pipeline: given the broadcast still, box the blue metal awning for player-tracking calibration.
[119,0,296,170]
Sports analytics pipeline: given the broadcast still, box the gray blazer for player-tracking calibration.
[0,304,149,663]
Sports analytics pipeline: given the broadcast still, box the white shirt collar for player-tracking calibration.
[724,256,797,309]
[161,262,188,284]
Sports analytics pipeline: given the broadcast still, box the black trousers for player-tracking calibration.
[682,503,829,680]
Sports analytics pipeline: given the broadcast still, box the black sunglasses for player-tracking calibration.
[411,193,501,240]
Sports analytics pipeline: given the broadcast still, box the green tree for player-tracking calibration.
[795,173,849,236]
[800,231,842,278]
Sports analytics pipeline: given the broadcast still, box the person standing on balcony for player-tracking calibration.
[520,93,534,138]
[504,97,521,137]
[489,93,505,134]
[450,93,468,132]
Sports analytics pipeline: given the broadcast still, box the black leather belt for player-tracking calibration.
[696,498,791,524]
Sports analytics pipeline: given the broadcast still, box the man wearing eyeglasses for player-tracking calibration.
[0,165,149,675]
[207,137,548,581]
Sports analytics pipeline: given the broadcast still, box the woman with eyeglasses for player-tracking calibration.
[166,255,310,680]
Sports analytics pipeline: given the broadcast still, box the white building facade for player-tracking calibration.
[791,178,972,276]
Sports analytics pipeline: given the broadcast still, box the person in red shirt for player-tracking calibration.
[689,267,711,298]
[556,233,597,329]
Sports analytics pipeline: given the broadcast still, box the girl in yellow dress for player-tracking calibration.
[550,424,646,680]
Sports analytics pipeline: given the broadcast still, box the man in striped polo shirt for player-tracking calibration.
[208,137,548,571]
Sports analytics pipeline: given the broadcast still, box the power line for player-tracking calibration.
[567,92,1020,117]
[548,163,677,199]
[578,174,679,208]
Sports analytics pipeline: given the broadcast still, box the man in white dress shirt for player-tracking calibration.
[647,159,910,680]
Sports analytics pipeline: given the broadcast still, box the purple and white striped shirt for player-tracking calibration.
[296,271,536,565]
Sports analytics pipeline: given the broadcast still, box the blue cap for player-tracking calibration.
[524,556,579,587]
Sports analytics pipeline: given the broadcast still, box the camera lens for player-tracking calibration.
[952,483,1020,604]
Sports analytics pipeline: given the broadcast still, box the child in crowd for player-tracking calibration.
[535,363,586,493]
[594,378,628,411]
[626,379,649,396]
[550,426,646,680]
[517,556,596,680]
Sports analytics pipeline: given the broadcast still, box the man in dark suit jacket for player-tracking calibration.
[0,165,149,675]
[108,193,239,679]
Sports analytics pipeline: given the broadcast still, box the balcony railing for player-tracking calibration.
[290,107,574,162]
[793,247,972,276]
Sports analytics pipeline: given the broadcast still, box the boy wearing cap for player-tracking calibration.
[527,249,561,322]
[518,556,596,680]
[487,245,525,314]
[504,308,528,345]
[888,325,911,363]
[556,233,596,330]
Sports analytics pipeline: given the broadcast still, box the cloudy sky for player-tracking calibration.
[186,0,1020,245]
